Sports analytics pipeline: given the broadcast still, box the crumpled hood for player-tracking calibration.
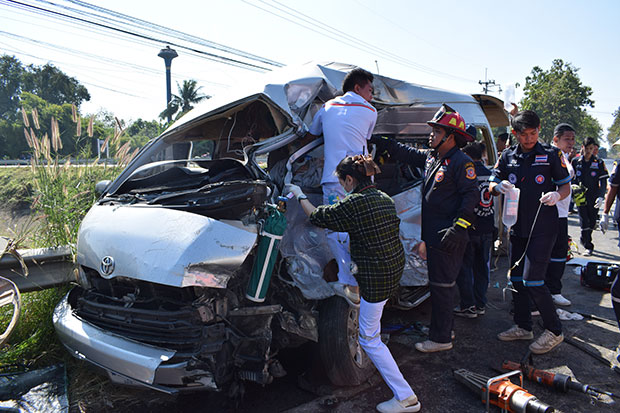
[77,204,258,288]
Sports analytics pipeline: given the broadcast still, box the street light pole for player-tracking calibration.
[158,46,178,122]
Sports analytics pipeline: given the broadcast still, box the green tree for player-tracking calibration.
[21,63,90,107]
[0,55,24,119]
[124,118,164,149]
[520,59,601,143]
[0,55,90,121]
[160,79,209,122]
[607,107,620,148]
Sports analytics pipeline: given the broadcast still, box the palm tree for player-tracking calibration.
[160,79,210,122]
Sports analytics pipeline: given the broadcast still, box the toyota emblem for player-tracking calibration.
[100,256,115,276]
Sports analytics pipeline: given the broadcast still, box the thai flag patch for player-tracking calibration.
[535,155,548,163]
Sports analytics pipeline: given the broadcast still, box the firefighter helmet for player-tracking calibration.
[427,104,473,142]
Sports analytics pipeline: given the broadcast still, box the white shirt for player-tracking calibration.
[555,150,574,218]
[309,91,377,184]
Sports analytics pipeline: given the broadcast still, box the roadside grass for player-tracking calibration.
[0,158,123,370]
[0,168,34,212]
[1,114,138,408]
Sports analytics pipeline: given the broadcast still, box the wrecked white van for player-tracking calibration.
[53,62,508,394]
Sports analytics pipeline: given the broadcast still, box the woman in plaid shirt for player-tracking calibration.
[286,155,420,413]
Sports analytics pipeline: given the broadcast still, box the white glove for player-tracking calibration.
[600,213,609,233]
[284,184,306,200]
[594,197,604,209]
[540,191,561,206]
[496,180,515,194]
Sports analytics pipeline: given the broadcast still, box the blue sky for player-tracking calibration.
[1,0,618,140]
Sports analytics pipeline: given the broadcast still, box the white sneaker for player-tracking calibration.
[584,249,593,256]
[414,340,452,353]
[552,294,571,306]
[497,325,534,341]
[529,330,564,354]
[376,394,421,413]
[329,282,360,307]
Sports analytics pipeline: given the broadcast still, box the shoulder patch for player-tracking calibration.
[465,163,477,180]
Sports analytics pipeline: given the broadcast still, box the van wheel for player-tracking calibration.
[318,296,374,386]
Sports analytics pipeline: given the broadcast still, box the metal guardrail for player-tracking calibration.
[0,245,74,293]
[0,159,117,167]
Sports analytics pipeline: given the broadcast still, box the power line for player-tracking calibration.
[63,0,284,68]
[0,27,232,90]
[242,0,475,83]
[2,0,275,71]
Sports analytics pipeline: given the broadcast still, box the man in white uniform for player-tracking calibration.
[307,68,377,305]
[545,123,576,306]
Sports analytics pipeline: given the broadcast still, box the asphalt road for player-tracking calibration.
[283,213,620,413]
[80,213,620,413]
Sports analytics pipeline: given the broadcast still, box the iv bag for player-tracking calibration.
[504,85,516,113]
[502,187,520,228]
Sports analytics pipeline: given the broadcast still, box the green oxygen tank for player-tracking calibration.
[246,197,288,302]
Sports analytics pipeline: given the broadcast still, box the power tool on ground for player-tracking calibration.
[502,360,619,399]
[454,368,553,412]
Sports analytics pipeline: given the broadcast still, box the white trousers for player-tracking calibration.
[359,298,415,401]
[322,182,357,286]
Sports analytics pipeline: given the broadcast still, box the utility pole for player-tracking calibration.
[158,46,178,122]
[479,68,502,94]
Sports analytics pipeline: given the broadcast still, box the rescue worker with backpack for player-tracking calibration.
[371,104,478,353]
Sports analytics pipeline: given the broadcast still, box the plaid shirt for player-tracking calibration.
[310,184,405,302]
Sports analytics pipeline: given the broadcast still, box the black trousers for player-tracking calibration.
[578,203,598,250]
[509,234,562,335]
[427,242,467,343]
[611,270,620,330]
[546,218,568,295]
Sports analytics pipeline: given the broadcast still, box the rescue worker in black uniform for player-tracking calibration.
[571,137,609,255]
[600,155,620,330]
[371,104,478,353]
[490,110,571,354]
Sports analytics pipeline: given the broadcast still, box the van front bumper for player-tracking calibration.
[53,292,217,392]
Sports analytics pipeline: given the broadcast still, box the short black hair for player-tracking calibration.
[511,110,540,133]
[462,141,483,161]
[553,123,575,138]
[497,132,509,143]
[335,155,373,185]
[583,137,597,147]
[342,68,374,93]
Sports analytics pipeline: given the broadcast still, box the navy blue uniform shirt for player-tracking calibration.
[382,141,479,246]
[471,160,495,235]
[571,155,609,201]
[491,142,571,238]
[609,160,620,220]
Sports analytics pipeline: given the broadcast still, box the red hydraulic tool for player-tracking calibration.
[502,360,619,399]
[454,368,553,412]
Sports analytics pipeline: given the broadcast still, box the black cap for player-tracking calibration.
[553,123,575,137]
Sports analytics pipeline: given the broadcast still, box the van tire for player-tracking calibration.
[318,296,374,386]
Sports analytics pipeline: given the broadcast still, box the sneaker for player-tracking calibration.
[474,306,486,315]
[497,325,534,342]
[453,305,478,318]
[552,294,571,306]
[415,340,453,353]
[329,282,360,307]
[584,249,593,256]
[529,330,564,354]
[376,394,421,413]
[531,310,540,317]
